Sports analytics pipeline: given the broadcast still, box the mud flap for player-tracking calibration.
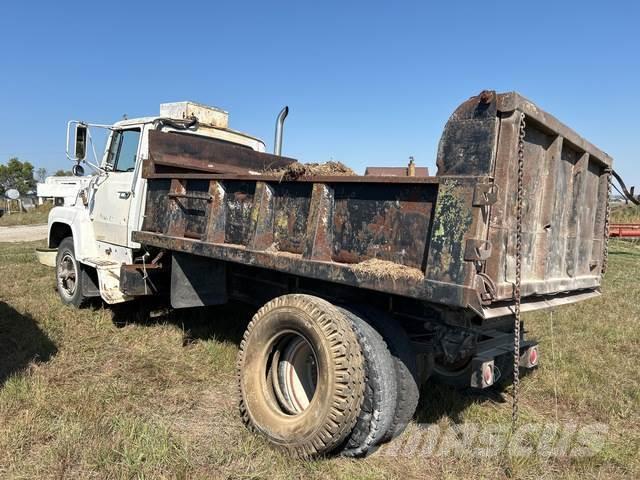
[81,265,100,297]
[170,252,227,308]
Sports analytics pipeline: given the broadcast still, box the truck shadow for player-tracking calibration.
[415,368,535,425]
[109,300,522,424]
[415,382,506,425]
[109,299,254,346]
[0,301,58,387]
[171,302,256,346]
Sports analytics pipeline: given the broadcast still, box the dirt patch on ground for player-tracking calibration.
[0,224,48,242]
[351,258,425,282]
[266,161,356,180]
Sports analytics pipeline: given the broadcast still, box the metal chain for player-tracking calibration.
[512,112,526,429]
[602,168,612,274]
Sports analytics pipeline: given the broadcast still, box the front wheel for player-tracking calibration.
[55,237,88,308]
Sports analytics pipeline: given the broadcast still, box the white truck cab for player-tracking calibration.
[44,102,267,306]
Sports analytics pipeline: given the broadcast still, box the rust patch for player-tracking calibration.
[426,179,473,283]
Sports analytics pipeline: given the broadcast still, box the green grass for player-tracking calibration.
[0,240,638,479]
[0,204,52,226]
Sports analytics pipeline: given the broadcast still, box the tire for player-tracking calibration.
[350,306,419,442]
[237,294,365,458]
[337,307,397,457]
[55,237,88,308]
[432,356,473,389]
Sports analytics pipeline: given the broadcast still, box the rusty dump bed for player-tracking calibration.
[133,91,612,318]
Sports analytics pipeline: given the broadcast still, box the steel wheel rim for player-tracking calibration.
[57,252,78,298]
[271,333,318,415]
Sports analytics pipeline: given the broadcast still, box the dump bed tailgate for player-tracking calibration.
[437,91,612,313]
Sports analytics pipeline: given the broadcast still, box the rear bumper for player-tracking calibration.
[480,289,600,319]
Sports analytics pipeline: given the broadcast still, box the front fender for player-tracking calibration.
[48,206,98,260]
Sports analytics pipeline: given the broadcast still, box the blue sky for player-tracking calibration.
[0,1,638,185]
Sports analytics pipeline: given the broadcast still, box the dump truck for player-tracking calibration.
[40,91,613,457]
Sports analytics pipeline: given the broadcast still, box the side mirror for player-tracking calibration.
[72,164,85,176]
[74,124,88,160]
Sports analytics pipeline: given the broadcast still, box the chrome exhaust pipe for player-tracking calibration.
[274,106,289,156]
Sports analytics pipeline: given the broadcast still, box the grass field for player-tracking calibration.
[0,240,638,479]
[0,204,52,227]
[611,204,640,224]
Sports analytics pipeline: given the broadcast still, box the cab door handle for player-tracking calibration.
[118,191,131,199]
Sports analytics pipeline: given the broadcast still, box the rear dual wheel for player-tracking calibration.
[338,307,398,457]
[237,295,420,457]
[237,294,365,457]
[432,355,474,388]
[237,295,418,458]
[350,306,420,442]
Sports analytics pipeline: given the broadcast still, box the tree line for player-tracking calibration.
[0,157,73,196]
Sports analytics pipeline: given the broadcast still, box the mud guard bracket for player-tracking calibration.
[472,183,499,206]
[464,239,492,261]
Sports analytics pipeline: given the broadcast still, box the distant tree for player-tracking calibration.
[36,167,48,183]
[0,157,36,196]
[54,169,74,176]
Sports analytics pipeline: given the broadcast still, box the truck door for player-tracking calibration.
[91,128,141,246]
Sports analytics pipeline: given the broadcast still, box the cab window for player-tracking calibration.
[106,129,141,172]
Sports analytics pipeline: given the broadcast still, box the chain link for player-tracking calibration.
[512,112,526,429]
[602,168,612,274]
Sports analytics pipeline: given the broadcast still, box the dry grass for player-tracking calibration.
[0,204,52,227]
[611,204,640,224]
[267,161,356,180]
[352,258,425,282]
[0,240,638,479]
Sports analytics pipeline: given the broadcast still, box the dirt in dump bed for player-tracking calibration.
[266,161,356,180]
[351,258,425,282]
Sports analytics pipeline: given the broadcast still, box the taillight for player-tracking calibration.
[519,345,539,368]
[483,363,494,385]
[471,358,495,388]
[528,346,538,366]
